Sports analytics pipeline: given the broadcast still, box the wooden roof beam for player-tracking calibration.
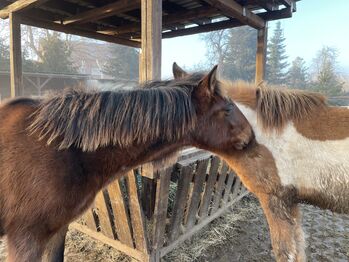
[62,0,140,25]
[279,0,296,12]
[19,16,140,48]
[123,7,292,39]
[203,0,265,29]
[98,6,219,36]
[243,0,278,11]
[162,7,293,39]
[0,0,49,19]
[162,19,242,39]
[259,7,292,21]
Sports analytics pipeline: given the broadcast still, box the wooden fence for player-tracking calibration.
[71,151,248,262]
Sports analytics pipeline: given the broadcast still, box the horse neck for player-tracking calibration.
[80,136,189,189]
[235,102,260,134]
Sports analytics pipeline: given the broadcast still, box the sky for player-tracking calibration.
[161,0,349,78]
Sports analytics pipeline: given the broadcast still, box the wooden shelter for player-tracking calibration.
[0,1,300,261]
[1,0,299,96]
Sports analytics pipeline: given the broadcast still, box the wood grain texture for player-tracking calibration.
[94,190,115,239]
[198,157,220,220]
[168,164,195,242]
[107,180,134,247]
[152,168,172,249]
[185,159,209,229]
[127,171,149,253]
[9,13,23,97]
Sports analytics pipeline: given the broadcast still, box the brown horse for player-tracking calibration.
[0,65,253,262]
[173,67,349,262]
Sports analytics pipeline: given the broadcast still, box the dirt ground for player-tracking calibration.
[0,196,348,262]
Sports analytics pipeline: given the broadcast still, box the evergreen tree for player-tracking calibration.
[287,57,308,89]
[310,46,343,96]
[266,22,289,85]
[223,26,257,81]
[103,44,139,80]
[37,33,76,74]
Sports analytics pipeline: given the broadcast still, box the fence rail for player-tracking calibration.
[72,153,248,262]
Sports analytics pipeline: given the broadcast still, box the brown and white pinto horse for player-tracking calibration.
[173,65,349,262]
[225,82,349,262]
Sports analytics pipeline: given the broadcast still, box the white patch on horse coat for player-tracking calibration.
[288,253,296,262]
[236,103,349,193]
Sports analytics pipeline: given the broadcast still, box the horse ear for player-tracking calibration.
[207,65,218,93]
[256,88,261,99]
[172,62,189,79]
[196,65,219,98]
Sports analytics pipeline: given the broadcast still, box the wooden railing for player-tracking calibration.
[71,152,248,262]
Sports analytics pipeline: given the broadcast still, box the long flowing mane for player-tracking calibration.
[257,85,327,131]
[29,77,202,151]
[225,81,327,131]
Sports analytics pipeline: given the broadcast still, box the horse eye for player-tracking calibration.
[225,105,234,114]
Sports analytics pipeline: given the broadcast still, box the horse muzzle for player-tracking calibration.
[234,129,255,150]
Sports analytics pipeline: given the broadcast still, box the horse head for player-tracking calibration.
[172,62,254,154]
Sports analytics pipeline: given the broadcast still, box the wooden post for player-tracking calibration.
[9,12,23,97]
[255,25,268,85]
[140,0,162,81]
[139,0,163,224]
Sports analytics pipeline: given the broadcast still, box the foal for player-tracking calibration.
[173,65,349,262]
[0,66,253,262]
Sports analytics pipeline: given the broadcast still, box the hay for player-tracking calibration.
[0,238,6,262]
[0,196,256,262]
[64,230,130,262]
[163,196,255,262]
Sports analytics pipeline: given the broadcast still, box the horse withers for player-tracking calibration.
[0,65,253,262]
[173,66,349,262]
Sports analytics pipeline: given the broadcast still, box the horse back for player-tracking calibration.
[294,106,349,141]
[0,97,39,131]
[0,97,90,235]
[0,97,40,230]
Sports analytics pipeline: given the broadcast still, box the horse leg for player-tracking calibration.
[6,232,45,262]
[258,193,298,262]
[293,207,306,262]
[43,225,68,262]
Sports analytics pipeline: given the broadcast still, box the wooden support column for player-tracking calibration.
[140,0,162,82]
[255,25,267,85]
[9,13,23,97]
[139,0,163,227]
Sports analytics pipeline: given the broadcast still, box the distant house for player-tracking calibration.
[0,41,138,100]
[0,71,115,100]
[70,41,138,89]
[70,41,110,78]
